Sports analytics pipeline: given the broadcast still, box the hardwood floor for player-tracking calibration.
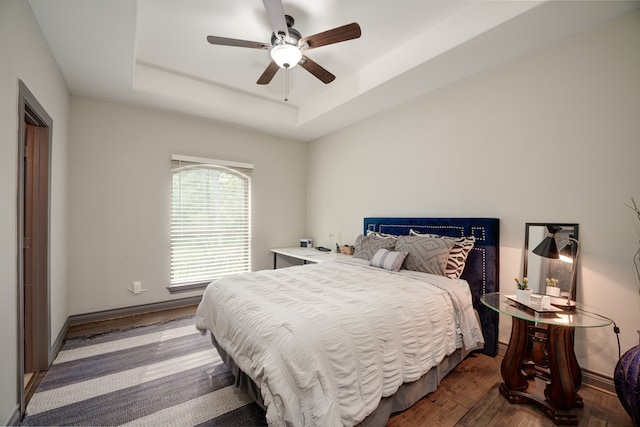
[65,304,198,338]
[388,353,631,427]
[52,306,632,426]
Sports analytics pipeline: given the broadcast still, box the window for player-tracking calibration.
[170,155,252,291]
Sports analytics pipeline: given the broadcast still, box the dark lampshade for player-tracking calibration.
[532,236,559,259]
[532,225,562,259]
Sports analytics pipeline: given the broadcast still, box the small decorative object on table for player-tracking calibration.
[528,294,543,309]
[514,277,531,304]
[337,244,355,255]
[545,277,561,297]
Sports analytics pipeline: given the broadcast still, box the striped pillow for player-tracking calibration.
[409,229,475,279]
[370,249,408,272]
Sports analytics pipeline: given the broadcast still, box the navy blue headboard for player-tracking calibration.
[364,217,499,357]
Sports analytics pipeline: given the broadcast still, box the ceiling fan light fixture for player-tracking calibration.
[270,44,302,69]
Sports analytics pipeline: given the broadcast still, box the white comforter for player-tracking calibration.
[195,259,484,426]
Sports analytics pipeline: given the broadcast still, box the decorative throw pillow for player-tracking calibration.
[445,237,475,279]
[366,230,397,238]
[410,229,475,279]
[395,235,455,276]
[370,249,408,272]
[353,234,396,260]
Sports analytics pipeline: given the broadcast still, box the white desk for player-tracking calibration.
[271,247,351,268]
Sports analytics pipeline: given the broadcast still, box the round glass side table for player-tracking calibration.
[481,292,612,425]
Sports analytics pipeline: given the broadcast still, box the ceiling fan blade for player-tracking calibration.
[262,0,289,39]
[207,36,270,50]
[257,61,280,85]
[300,23,361,50]
[299,55,335,84]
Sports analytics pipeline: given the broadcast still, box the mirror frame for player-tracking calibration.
[523,222,579,300]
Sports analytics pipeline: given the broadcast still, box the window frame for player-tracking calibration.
[168,154,253,293]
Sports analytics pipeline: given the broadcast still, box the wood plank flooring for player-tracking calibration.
[387,353,631,427]
[58,306,633,426]
[65,304,198,338]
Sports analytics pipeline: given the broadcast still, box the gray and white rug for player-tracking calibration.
[22,316,267,426]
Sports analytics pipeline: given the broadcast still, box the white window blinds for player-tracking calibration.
[170,156,252,286]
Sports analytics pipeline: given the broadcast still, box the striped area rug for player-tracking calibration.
[22,316,267,426]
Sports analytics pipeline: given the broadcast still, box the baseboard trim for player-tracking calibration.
[67,296,202,326]
[50,316,69,364]
[582,369,616,394]
[5,404,21,426]
[496,341,615,394]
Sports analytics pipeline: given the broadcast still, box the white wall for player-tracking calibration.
[307,10,640,379]
[0,0,70,423]
[67,97,307,315]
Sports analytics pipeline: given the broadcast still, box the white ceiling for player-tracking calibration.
[28,0,639,141]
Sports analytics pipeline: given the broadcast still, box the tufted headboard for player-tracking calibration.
[363,217,500,357]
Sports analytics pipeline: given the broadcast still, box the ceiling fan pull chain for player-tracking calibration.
[284,66,290,102]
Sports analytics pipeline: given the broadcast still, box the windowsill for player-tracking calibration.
[167,281,211,294]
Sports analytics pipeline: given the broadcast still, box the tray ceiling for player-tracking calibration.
[28,0,639,141]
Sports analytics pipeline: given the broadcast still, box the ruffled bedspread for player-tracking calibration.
[196,259,484,426]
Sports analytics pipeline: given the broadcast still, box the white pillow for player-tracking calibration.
[370,248,408,272]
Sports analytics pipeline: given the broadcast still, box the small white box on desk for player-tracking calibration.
[300,238,312,248]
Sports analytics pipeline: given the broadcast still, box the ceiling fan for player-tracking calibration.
[206,0,361,89]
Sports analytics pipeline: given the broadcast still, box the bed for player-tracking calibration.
[196,217,499,426]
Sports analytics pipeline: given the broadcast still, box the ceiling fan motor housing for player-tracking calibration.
[270,23,301,47]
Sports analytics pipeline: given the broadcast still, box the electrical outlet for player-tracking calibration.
[128,281,147,295]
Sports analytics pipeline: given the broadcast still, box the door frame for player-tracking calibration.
[17,80,53,417]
